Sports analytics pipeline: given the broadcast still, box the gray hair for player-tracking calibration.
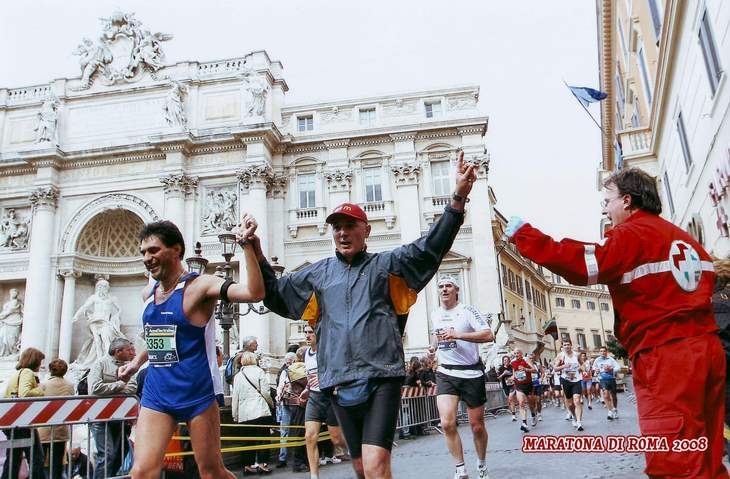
[109,338,131,356]
[241,336,258,351]
[284,352,296,362]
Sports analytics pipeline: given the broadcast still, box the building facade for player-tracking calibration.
[597,0,730,255]
[0,12,502,368]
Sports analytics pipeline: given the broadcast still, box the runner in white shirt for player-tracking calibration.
[592,346,622,420]
[427,277,494,479]
[554,340,585,431]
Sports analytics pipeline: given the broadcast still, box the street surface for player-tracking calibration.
[243,383,651,478]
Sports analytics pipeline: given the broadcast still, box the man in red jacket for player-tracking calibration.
[504,168,727,478]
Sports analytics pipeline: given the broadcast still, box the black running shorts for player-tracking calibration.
[305,390,339,426]
[436,371,487,408]
[561,378,582,398]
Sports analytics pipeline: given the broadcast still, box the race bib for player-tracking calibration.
[145,324,179,367]
[434,328,457,350]
[515,370,527,381]
[566,371,576,380]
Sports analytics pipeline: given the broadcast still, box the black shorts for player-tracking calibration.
[305,390,338,426]
[501,384,513,397]
[552,384,562,391]
[329,377,402,459]
[514,383,533,396]
[436,372,486,408]
[561,378,582,398]
[531,384,541,395]
[599,378,617,393]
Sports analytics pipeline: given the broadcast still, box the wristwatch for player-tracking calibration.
[452,193,470,204]
[237,239,250,248]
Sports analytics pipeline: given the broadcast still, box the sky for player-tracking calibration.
[1,0,605,241]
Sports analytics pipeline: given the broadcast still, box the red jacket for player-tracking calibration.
[512,210,717,358]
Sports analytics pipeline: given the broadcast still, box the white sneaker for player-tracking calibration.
[511,415,517,421]
[538,414,543,422]
[477,465,490,479]
[520,422,530,432]
[531,417,537,427]
[565,412,572,420]
[576,421,584,431]
[330,456,342,464]
[612,409,618,418]
[453,471,469,479]
[320,457,328,465]
[571,419,578,428]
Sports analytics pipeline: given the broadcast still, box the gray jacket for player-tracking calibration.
[88,355,137,396]
[261,206,464,389]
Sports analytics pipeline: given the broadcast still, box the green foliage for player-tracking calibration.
[606,336,628,360]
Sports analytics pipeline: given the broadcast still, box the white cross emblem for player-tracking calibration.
[668,240,702,292]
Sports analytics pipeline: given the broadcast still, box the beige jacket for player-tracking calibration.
[4,368,44,398]
[88,356,137,396]
[231,365,272,423]
[37,376,75,443]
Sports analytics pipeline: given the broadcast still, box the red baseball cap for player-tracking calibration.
[325,202,369,224]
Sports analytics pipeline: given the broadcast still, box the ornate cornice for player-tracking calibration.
[323,139,351,149]
[285,143,327,154]
[416,129,459,140]
[389,132,417,142]
[58,269,81,280]
[457,125,486,136]
[0,166,36,177]
[391,163,421,185]
[192,143,245,155]
[323,169,353,192]
[29,185,60,210]
[349,136,392,147]
[160,173,199,195]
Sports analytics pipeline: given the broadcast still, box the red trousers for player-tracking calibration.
[633,333,729,478]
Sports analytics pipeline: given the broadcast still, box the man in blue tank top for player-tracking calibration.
[118,216,264,479]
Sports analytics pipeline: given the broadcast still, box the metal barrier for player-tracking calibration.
[397,382,508,433]
[0,394,138,479]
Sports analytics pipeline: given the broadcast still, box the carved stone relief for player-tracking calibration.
[241,68,269,118]
[323,169,353,192]
[320,107,353,124]
[0,289,23,357]
[0,208,30,250]
[201,187,237,235]
[35,95,61,144]
[382,99,417,117]
[163,81,188,128]
[447,95,478,111]
[160,173,198,196]
[29,186,60,210]
[391,163,421,185]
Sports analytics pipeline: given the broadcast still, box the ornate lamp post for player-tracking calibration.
[185,242,209,275]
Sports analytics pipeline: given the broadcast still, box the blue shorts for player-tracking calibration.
[141,395,216,422]
[581,379,592,390]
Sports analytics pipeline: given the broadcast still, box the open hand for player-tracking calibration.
[454,150,478,197]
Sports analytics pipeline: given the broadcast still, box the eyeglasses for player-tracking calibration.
[601,197,621,208]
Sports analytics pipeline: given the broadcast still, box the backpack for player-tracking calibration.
[224,353,241,385]
[76,370,90,395]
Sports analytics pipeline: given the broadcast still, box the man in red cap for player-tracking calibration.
[248,151,477,479]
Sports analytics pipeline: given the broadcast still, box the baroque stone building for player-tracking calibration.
[0,13,501,365]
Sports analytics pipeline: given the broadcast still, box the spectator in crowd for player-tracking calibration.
[232,351,273,475]
[88,338,137,479]
[285,347,309,473]
[2,347,46,479]
[404,357,423,387]
[420,357,437,387]
[39,359,74,479]
[275,351,297,468]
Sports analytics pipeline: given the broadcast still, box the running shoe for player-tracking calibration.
[565,412,572,421]
[572,419,578,428]
[511,415,517,421]
[588,404,592,410]
[453,471,469,479]
[531,417,537,427]
[330,456,343,464]
[477,465,490,479]
[576,422,584,431]
[607,412,614,420]
[612,409,618,419]
[520,422,530,433]
[538,413,543,422]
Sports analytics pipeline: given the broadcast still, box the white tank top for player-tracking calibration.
[560,352,581,383]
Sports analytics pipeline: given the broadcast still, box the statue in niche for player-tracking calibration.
[34,96,60,144]
[241,70,268,117]
[0,289,23,357]
[163,81,187,127]
[71,279,126,370]
[0,209,29,249]
[201,190,237,235]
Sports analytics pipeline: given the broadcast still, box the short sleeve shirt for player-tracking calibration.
[511,358,533,385]
[593,356,621,381]
[432,304,491,379]
[304,347,320,392]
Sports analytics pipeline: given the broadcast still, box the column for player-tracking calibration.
[57,269,81,362]
[392,162,430,349]
[21,186,59,351]
[160,173,198,232]
[236,164,273,353]
[324,169,353,207]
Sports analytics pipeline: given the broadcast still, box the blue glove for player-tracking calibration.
[505,216,526,239]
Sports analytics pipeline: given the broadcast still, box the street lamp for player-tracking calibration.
[185,242,209,275]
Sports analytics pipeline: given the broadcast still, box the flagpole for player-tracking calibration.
[563,80,622,159]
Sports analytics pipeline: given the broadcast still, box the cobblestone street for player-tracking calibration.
[253,384,649,479]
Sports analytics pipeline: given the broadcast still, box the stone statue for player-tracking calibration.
[201,190,237,235]
[0,289,23,357]
[73,37,112,89]
[163,81,187,127]
[35,96,60,144]
[0,209,29,249]
[242,71,268,117]
[132,31,172,73]
[71,279,126,370]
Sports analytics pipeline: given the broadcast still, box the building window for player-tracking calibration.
[615,65,626,117]
[676,111,693,172]
[577,332,587,350]
[425,101,442,118]
[560,331,571,344]
[618,19,628,62]
[297,115,313,132]
[556,297,565,308]
[431,161,451,196]
[593,332,603,349]
[359,108,376,126]
[501,264,508,286]
[699,9,722,96]
[554,275,562,284]
[600,302,610,311]
[363,167,383,202]
[648,0,662,40]
[638,45,653,106]
[517,277,524,295]
[525,281,532,301]
[688,214,705,246]
[587,301,596,310]
[571,299,581,309]
[663,171,675,217]
[508,270,516,291]
[297,173,316,209]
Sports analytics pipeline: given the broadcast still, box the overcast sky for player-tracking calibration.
[1,0,604,241]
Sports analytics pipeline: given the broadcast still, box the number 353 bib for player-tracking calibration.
[145,324,179,367]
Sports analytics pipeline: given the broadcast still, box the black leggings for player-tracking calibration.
[330,378,403,458]
[240,416,272,467]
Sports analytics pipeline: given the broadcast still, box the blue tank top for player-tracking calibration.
[141,272,215,409]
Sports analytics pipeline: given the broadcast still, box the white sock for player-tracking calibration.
[456,463,466,474]
[477,458,486,468]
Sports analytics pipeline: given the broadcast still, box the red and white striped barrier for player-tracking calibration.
[0,395,139,428]
[400,385,437,398]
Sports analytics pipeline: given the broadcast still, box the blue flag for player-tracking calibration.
[567,85,608,107]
